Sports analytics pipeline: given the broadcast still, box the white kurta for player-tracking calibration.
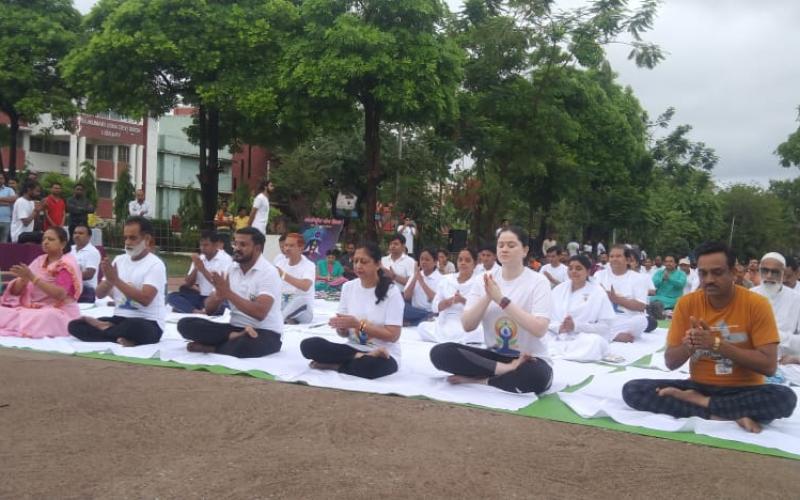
[547,281,616,361]
[418,274,483,344]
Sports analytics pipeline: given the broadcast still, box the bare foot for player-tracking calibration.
[228,326,258,342]
[309,360,341,371]
[656,387,710,408]
[495,353,532,376]
[115,337,136,347]
[613,333,635,343]
[191,309,205,314]
[736,417,762,433]
[187,341,215,353]
[82,316,113,331]
[365,347,390,359]
[446,375,488,385]
[780,355,800,365]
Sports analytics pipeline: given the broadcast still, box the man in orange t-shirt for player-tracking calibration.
[623,242,797,433]
[43,182,66,231]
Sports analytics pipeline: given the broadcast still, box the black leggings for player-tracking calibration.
[177,317,282,358]
[429,342,553,394]
[622,378,798,422]
[300,337,398,379]
[68,316,162,345]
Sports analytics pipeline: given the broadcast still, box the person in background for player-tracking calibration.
[678,257,700,295]
[71,224,101,303]
[234,206,250,231]
[540,245,567,288]
[11,181,42,243]
[472,244,498,278]
[316,249,348,292]
[744,258,762,287]
[128,189,151,218]
[339,241,357,280]
[495,219,510,238]
[783,255,798,291]
[214,199,234,253]
[436,248,455,275]
[66,183,94,242]
[381,233,416,292]
[43,182,66,231]
[167,231,232,314]
[275,232,316,324]
[541,232,557,258]
[651,256,687,311]
[734,262,754,289]
[397,216,417,256]
[249,180,273,236]
[402,247,442,326]
[0,174,17,243]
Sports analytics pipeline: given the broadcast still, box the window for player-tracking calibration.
[97,145,114,160]
[97,181,113,198]
[29,135,70,156]
[118,146,130,163]
[85,143,94,160]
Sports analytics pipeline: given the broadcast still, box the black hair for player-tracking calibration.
[50,182,62,188]
[278,233,287,243]
[200,229,222,243]
[436,248,449,257]
[419,247,437,262]
[694,241,736,269]
[459,247,478,262]
[358,242,392,304]
[478,243,496,255]
[326,248,338,257]
[74,182,85,189]
[786,255,799,272]
[124,215,154,237]
[389,233,406,245]
[21,180,39,195]
[546,245,562,255]
[610,243,627,254]
[569,254,592,271]
[497,225,529,247]
[72,224,91,235]
[235,226,266,250]
[628,248,642,265]
[45,226,71,254]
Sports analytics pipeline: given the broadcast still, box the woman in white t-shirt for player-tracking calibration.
[418,248,483,344]
[402,248,442,325]
[300,243,403,379]
[276,232,316,324]
[430,227,554,394]
[548,255,616,362]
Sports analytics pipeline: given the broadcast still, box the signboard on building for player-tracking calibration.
[79,114,145,144]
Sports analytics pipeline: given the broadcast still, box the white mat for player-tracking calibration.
[603,328,667,365]
[558,367,800,455]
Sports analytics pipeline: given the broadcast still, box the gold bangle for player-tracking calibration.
[32,276,40,285]
[712,336,721,352]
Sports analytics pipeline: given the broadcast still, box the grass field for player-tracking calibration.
[105,249,192,278]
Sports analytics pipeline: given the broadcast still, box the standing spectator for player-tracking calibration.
[66,183,95,241]
[396,216,417,256]
[566,239,580,257]
[43,182,66,231]
[339,241,357,280]
[0,174,17,242]
[248,180,273,236]
[541,232,557,258]
[214,199,234,253]
[11,181,42,243]
[128,188,151,218]
[234,206,250,230]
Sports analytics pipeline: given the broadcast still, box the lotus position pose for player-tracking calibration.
[548,255,616,362]
[167,230,232,314]
[68,217,166,346]
[177,228,283,357]
[0,227,82,338]
[430,227,554,394]
[622,242,797,433]
[316,249,348,291]
[402,247,442,326]
[418,248,483,344]
[593,245,650,343]
[71,224,101,303]
[300,243,403,379]
[275,232,316,324]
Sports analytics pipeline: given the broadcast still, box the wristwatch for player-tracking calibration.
[499,297,511,309]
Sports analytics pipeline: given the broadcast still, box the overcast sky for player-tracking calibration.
[74,0,800,186]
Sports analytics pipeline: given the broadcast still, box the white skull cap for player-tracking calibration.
[760,252,786,267]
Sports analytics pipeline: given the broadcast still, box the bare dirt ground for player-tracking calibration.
[1,348,797,499]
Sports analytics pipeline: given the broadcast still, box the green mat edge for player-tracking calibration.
[6,346,797,461]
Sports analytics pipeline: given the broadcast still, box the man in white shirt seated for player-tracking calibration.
[177,227,283,357]
[784,255,798,291]
[381,233,416,292]
[128,189,151,218]
[540,245,567,288]
[752,253,800,364]
[68,216,166,346]
[679,257,700,295]
[472,244,498,278]
[71,224,102,303]
[275,232,316,324]
[593,244,650,342]
[167,230,233,314]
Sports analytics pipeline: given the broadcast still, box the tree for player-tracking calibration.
[177,183,203,230]
[281,0,464,242]
[114,166,135,222]
[77,160,98,206]
[63,0,292,225]
[0,0,81,178]
[776,106,800,168]
[718,185,796,260]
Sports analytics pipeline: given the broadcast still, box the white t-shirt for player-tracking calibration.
[397,224,416,255]
[277,255,316,299]
[540,263,568,286]
[592,268,648,317]
[72,243,101,289]
[251,193,270,232]
[596,242,606,255]
[438,261,456,275]
[466,267,552,361]
[227,256,283,334]
[128,200,151,217]
[566,241,579,256]
[338,279,404,359]
[433,273,475,321]
[11,197,35,242]
[637,269,655,293]
[272,253,287,268]
[683,269,700,295]
[381,254,416,292]
[549,281,616,340]
[404,269,443,311]
[109,252,167,330]
[188,250,233,296]
[752,285,800,355]
[472,261,498,279]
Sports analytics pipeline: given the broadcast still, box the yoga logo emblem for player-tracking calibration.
[494,317,519,355]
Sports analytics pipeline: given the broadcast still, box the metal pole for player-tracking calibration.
[728,215,736,247]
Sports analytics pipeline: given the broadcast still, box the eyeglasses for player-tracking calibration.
[759,267,782,277]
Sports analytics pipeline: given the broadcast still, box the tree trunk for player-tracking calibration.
[363,95,381,243]
[8,111,20,179]
[204,106,220,229]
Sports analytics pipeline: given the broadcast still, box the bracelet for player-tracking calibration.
[499,297,511,309]
[712,336,721,352]
[358,319,368,344]
[32,276,41,286]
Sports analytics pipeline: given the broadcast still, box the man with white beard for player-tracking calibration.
[752,252,800,367]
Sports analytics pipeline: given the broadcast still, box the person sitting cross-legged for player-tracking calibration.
[176,228,283,358]
[650,256,687,310]
[593,245,650,343]
[167,230,232,314]
[276,232,316,324]
[622,242,797,434]
[68,216,166,346]
[71,224,101,303]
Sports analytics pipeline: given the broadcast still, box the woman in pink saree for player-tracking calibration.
[0,227,82,338]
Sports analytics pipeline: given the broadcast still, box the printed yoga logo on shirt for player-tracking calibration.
[493,317,519,355]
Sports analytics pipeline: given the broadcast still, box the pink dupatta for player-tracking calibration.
[1,253,83,309]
